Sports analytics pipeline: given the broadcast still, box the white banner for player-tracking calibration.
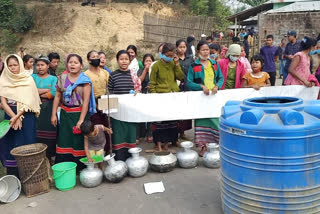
[101,86,319,122]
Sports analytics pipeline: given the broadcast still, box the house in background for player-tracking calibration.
[228,0,320,45]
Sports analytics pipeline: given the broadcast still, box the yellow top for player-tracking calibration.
[204,61,215,90]
[84,68,109,98]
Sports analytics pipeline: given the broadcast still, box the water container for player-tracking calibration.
[220,97,320,214]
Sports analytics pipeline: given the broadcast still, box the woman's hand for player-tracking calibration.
[76,120,84,130]
[253,84,261,90]
[211,86,218,94]
[12,119,22,130]
[134,90,140,96]
[201,85,210,95]
[173,56,179,66]
[303,80,313,87]
[9,115,20,126]
[51,114,58,127]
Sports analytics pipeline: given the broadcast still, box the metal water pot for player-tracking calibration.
[80,163,103,188]
[149,151,177,173]
[126,147,148,177]
[104,153,128,183]
[203,143,220,168]
[177,141,199,168]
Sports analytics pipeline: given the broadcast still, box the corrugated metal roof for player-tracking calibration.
[264,0,311,4]
[265,1,320,13]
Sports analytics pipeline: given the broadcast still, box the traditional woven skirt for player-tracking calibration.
[55,105,87,171]
[36,100,57,159]
[111,118,136,161]
[152,121,178,144]
[194,118,219,148]
[136,122,152,139]
[0,104,36,176]
[178,120,192,133]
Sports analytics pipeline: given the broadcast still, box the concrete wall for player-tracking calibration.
[258,12,320,45]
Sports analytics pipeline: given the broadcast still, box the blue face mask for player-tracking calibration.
[310,49,320,55]
[162,54,173,62]
[210,53,218,59]
[229,56,239,62]
[159,52,163,59]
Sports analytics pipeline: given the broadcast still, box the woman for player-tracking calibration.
[176,39,194,140]
[32,56,58,161]
[98,51,112,74]
[218,44,246,90]
[150,43,184,151]
[136,54,154,144]
[0,54,41,176]
[285,37,318,87]
[187,40,224,156]
[84,50,109,98]
[108,50,141,161]
[51,54,96,171]
[311,38,320,82]
[127,45,143,75]
[23,54,34,75]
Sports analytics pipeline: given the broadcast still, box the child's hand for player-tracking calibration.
[106,128,113,135]
[88,157,94,163]
[253,84,260,90]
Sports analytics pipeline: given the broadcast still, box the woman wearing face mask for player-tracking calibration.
[187,40,224,156]
[0,54,41,176]
[285,37,319,87]
[32,56,58,161]
[84,50,109,98]
[150,43,184,151]
[108,50,141,161]
[218,44,246,90]
[209,44,221,62]
[127,45,143,75]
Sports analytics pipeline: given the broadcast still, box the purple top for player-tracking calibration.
[56,74,84,107]
[260,45,280,73]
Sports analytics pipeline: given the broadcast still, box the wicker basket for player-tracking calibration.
[10,143,50,197]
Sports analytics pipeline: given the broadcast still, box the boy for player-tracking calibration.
[80,120,112,170]
[259,35,279,86]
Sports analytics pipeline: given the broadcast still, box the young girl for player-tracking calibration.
[127,45,143,74]
[239,45,252,73]
[32,56,58,161]
[136,54,154,144]
[285,37,318,87]
[0,54,41,176]
[51,54,96,171]
[98,51,111,74]
[23,54,34,75]
[80,120,112,170]
[84,50,109,98]
[150,43,184,151]
[108,50,141,161]
[242,55,271,90]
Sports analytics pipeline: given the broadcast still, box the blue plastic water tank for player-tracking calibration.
[220,97,320,214]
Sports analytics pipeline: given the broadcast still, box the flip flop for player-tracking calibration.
[0,120,10,140]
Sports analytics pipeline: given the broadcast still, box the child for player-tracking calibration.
[209,43,221,61]
[81,120,112,170]
[242,55,271,90]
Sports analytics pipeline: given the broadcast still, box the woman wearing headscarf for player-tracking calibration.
[218,44,246,90]
[0,54,41,176]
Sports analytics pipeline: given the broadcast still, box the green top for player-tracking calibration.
[149,60,184,93]
[138,60,144,70]
[225,65,236,89]
[32,74,58,96]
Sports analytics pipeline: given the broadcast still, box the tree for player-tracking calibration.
[237,0,267,7]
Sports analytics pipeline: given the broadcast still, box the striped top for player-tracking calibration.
[108,69,134,94]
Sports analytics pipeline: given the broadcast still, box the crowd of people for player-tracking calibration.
[0,30,320,176]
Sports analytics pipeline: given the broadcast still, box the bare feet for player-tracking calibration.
[163,142,169,151]
[157,142,162,151]
[147,136,153,143]
[199,146,207,157]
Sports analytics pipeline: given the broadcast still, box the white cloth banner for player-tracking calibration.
[101,86,319,122]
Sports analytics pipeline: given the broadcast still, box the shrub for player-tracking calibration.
[9,5,34,33]
[0,29,20,52]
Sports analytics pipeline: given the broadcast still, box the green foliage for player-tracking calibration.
[237,0,267,7]
[0,29,20,52]
[0,0,34,52]
[9,5,34,33]
[189,0,232,30]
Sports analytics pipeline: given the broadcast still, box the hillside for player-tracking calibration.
[20,2,178,68]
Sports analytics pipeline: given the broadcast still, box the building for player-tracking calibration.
[228,0,320,45]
